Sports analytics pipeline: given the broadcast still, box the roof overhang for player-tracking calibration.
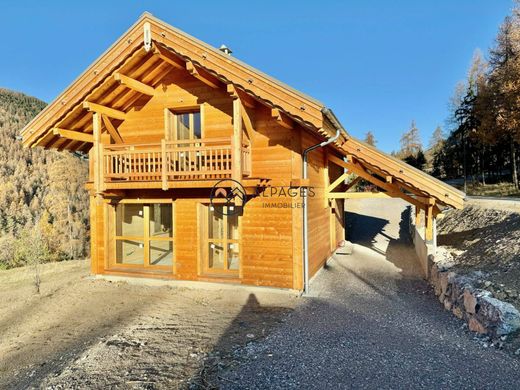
[21,12,464,210]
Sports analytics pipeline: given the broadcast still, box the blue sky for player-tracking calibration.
[0,0,513,152]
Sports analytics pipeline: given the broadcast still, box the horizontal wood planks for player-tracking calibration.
[117,71,233,143]
[301,131,335,278]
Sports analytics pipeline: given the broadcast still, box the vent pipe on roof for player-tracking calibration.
[219,44,233,55]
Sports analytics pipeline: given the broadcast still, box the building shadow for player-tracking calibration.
[345,211,388,246]
[188,293,293,389]
[346,206,422,279]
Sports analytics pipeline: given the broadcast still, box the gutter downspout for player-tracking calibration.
[302,107,344,294]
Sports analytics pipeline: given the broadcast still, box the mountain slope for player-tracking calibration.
[0,88,89,268]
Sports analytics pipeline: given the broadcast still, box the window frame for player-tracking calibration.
[199,203,241,276]
[164,106,204,142]
[108,199,175,272]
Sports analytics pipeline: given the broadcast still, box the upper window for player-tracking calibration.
[176,111,201,140]
[166,109,201,141]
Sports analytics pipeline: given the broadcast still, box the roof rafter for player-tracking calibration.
[52,128,94,143]
[186,61,220,88]
[83,101,126,121]
[227,84,255,108]
[328,154,428,210]
[151,44,185,69]
[113,72,155,96]
[271,108,293,129]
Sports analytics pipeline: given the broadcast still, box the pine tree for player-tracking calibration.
[364,131,377,146]
[400,120,422,157]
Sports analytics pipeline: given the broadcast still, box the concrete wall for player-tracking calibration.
[408,206,435,279]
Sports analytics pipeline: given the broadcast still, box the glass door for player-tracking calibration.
[200,204,240,276]
[112,202,174,271]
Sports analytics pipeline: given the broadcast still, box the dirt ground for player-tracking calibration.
[437,199,520,308]
[0,261,296,389]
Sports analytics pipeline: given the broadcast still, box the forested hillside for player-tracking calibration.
[0,88,89,269]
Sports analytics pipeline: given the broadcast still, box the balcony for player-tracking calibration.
[98,137,252,191]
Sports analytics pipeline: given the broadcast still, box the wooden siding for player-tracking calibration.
[89,96,311,290]
[117,71,232,143]
[301,131,345,279]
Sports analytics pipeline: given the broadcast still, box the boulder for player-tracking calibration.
[477,296,520,336]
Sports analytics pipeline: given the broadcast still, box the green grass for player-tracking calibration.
[466,182,520,197]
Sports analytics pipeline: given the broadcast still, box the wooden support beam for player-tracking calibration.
[271,108,293,129]
[101,115,123,144]
[425,203,434,241]
[327,172,349,192]
[327,154,427,210]
[161,138,168,191]
[93,113,103,194]
[345,176,362,191]
[416,195,436,205]
[152,44,185,69]
[227,84,255,141]
[186,61,220,88]
[113,73,155,96]
[232,98,244,205]
[84,101,126,121]
[52,128,93,143]
[227,84,255,108]
[240,104,254,141]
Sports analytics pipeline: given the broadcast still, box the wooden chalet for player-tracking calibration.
[22,13,464,291]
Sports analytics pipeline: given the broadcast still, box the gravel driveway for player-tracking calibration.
[218,199,520,389]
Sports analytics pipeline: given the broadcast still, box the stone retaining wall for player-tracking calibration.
[409,206,520,337]
[429,263,520,336]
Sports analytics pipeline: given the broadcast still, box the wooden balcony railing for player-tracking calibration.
[101,136,251,190]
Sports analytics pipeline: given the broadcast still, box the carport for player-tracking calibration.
[325,136,465,244]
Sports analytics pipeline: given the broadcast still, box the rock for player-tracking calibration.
[468,317,487,334]
[439,271,455,297]
[430,265,440,291]
[484,281,492,288]
[478,296,520,336]
[452,307,464,319]
[443,299,452,311]
[464,289,478,314]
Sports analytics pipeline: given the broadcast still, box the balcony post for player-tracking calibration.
[93,112,103,194]
[161,138,168,191]
[232,98,243,182]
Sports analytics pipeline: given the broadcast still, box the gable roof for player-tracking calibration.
[21,12,464,209]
